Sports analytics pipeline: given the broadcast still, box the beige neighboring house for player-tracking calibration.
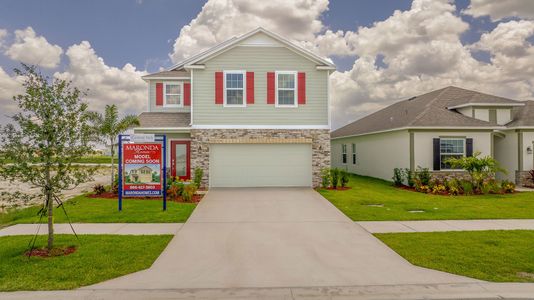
[134,28,335,188]
[331,86,534,186]
[129,166,154,183]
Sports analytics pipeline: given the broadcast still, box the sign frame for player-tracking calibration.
[118,134,167,211]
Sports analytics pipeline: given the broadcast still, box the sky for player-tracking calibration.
[0,0,534,129]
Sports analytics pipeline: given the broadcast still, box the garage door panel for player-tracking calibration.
[210,144,312,187]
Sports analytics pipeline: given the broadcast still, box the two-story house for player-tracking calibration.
[330,86,534,186]
[134,28,335,188]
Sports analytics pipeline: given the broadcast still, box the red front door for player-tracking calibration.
[170,141,191,180]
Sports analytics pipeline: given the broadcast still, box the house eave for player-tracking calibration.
[331,126,507,140]
[447,103,525,110]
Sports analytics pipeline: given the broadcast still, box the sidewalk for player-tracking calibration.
[357,219,534,233]
[0,223,182,236]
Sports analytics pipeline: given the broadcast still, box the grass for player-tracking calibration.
[0,194,196,227]
[0,234,172,291]
[376,230,534,282]
[318,174,534,221]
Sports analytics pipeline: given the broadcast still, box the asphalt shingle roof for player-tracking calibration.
[331,86,524,138]
[509,100,534,127]
[137,112,191,128]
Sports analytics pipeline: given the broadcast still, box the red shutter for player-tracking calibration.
[298,72,306,105]
[267,72,275,104]
[183,83,191,106]
[156,83,163,106]
[215,72,223,104]
[246,72,254,104]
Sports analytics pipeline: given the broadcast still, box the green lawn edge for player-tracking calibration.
[0,234,173,291]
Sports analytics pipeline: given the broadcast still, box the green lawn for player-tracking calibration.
[376,230,534,282]
[318,174,534,221]
[1,194,196,227]
[0,234,172,291]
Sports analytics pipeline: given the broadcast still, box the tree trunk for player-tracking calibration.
[46,167,54,250]
[110,139,114,189]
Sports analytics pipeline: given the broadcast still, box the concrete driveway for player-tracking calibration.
[89,188,477,289]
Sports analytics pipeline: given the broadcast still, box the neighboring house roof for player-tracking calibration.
[137,112,191,128]
[142,70,190,80]
[331,86,523,138]
[169,27,336,71]
[509,100,534,127]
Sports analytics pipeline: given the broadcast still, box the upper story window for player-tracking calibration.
[440,138,465,170]
[164,82,182,107]
[276,71,297,107]
[224,71,246,107]
[342,144,347,164]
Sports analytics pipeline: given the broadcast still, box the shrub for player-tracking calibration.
[501,180,515,193]
[432,184,446,195]
[193,168,204,188]
[417,185,430,193]
[340,169,350,188]
[445,152,506,192]
[461,180,474,195]
[392,168,404,186]
[480,181,492,195]
[167,181,184,200]
[415,167,431,186]
[404,168,415,187]
[112,176,119,194]
[320,168,331,189]
[93,184,105,195]
[330,168,340,189]
[529,170,534,183]
[182,183,197,202]
[446,178,461,196]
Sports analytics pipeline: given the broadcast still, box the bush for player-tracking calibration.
[461,180,474,195]
[340,169,350,188]
[193,168,203,188]
[320,168,331,189]
[529,170,534,183]
[415,167,431,186]
[330,168,340,189]
[445,152,506,192]
[501,180,515,193]
[432,184,446,195]
[93,184,105,195]
[446,178,461,195]
[167,181,184,200]
[404,168,415,187]
[392,168,404,186]
[112,176,119,194]
[182,183,197,202]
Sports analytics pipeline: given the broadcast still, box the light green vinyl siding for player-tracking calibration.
[193,46,329,125]
[148,80,191,113]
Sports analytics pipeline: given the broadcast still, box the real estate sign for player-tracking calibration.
[122,143,163,196]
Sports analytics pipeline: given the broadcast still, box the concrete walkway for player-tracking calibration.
[88,188,478,290]
[0,223,181,236]
[358,219,534,233]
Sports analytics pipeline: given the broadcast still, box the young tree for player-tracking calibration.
[0,65,99,250]
[94,105,139,188]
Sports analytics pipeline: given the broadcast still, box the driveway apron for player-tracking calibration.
[87,188,478,289]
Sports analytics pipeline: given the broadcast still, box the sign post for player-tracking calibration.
[118,134,167,211]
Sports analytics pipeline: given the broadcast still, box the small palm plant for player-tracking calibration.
[94,105,140,188]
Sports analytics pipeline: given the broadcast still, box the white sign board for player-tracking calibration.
[130,134,155,143]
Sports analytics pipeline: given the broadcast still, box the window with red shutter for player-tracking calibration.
[267,72,275,104]
[298,72,306,105]
[215,72,223,104]
[246,72,254,104]
[184,83,191,106]
[155,83,163,106]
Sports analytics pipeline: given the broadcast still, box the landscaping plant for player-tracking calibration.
[340,169,350,188]
[392,168,404,186]
[445,152,505,193]
[93,184,105,196]
[528,170,534,185]
[320,168,331,189]
[404,168,415,187]
[415,167,431,186]
[193,168,203,188]
[501,180,515,193]
[182,184,197,202]
[167,181,184,201]
[0,64,99,251]
[330,168,340,189]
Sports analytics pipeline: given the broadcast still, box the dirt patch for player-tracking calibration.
[89,192,203,203]
[25,246,77,258]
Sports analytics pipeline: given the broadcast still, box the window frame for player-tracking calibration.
[223,70,247,108]
[342,144,347,164]
[163,82,184,107]
[352,143,356,165]
[275,71,298,108]
[439,138,466,171]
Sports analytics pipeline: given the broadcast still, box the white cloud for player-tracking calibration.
[0,67,25,124]
[0,29,7,48]
[54,41,147,115]
[169,0,328,63]
[4,27,63,69]
[463,0,534,21]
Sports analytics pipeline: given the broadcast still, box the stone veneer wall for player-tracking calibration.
[516,171,534,187]
[430,171,470,182]
[190,129,331,188]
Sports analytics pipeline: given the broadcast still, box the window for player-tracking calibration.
[164,83,182,106]
[352,143,356,165]
[224,71,246,107]
[342,144,347,164]
[440,138,465,170]
[276,71,297,107]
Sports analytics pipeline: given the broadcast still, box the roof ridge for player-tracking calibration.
[407,87,450,126]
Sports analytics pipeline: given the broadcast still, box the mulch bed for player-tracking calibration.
[88,192,203,203]
[394,185,510,196]
[25,246,77,258]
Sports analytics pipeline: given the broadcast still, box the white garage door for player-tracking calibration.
[210,144,312,187]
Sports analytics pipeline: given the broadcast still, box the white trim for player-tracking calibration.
[134,127,191,133]
[190,69,194,126]
[223,70,247,108]
[448,102,525,109]
[146,81,150,112]
[169,28,335,71]
[275,71,298,108]
[327,70,331,129]
[142,76,190,81]
[506,126,534,130]
[439,137,466,171]
[184,65,205,69]
[316,66,336,70]
[163,81,184,107]
[191,124,329,129]
[331,126,508,139]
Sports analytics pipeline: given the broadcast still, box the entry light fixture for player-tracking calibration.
[527,146,533,155]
